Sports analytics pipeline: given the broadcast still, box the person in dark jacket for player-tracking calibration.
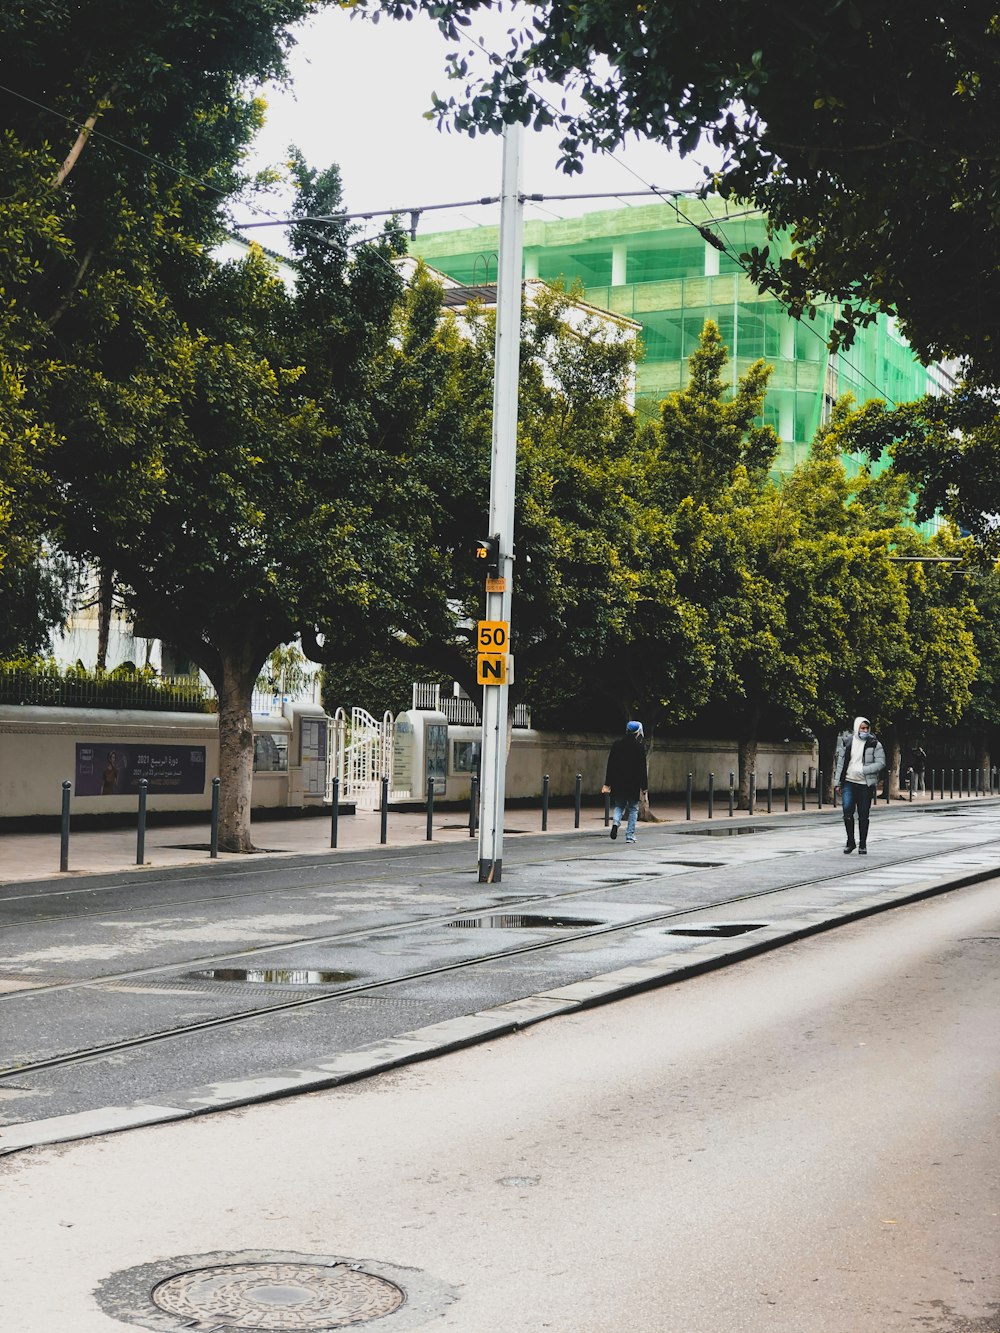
[602,720,649,843]
[833,715,886,855]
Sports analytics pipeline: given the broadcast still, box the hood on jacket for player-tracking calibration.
[854,716,871,737]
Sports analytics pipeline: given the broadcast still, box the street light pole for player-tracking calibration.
[478,116,524,884]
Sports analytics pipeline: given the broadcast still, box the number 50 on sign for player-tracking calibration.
[478,620,508,650]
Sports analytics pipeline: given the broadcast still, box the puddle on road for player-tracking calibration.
[661,860,725,868]
[187,967,359,985]
[673,826,773,836]
[666,923,765,938]
[446,914,604,930]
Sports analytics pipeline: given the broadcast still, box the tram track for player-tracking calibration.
[0,816,992,1006]
[4,829,1000,1084]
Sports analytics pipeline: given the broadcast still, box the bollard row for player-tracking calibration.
[57,774,223,873]
[53,761,1000,872]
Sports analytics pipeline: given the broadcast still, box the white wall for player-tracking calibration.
[426,726,817,802]
[0,704,326,819]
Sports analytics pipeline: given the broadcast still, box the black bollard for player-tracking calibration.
[137,778,148,865]
[908,767,914,802]
[210,776,220,858]
[574,773,582,829]
[685,772,693,821]
[784,771,790,813]
[469,774,479,837]
[59,779,71,873]
[729,771,735,818]
[380,775,389,844]
[950,768,954,799]
[426,776,435,841]
[801,770,807,811]
[766,771,773,814]
[748,771,756,817]
[707,772,715,820]
[930,769,935,801]
[603,788,611,829]
[543,773,551,831]
[817,771,824,809]
[330,776,339,848]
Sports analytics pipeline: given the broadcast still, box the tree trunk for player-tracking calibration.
[53,89,116,187]
[974,730,990,785]
[883,723,903,800]
[96,564,113,672]
[818,723,839,804]
[736,706,761,810]
[638,732,661,822]
[737,734,758,810]
[216,652,260,853]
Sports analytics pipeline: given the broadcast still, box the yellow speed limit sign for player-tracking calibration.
[477,620,509,651]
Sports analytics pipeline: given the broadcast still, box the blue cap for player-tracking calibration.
[626,720,643,735]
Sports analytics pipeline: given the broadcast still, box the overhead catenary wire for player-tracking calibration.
[1,69,903,406]
[430,31,909,407]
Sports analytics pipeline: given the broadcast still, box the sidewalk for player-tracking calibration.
[0,788,976,885]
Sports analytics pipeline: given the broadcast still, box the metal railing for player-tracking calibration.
[411,682,531,728]
[0,669,213,712]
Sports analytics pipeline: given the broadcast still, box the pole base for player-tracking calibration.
[478,857,502,883]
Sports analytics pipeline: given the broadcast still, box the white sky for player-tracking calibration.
[239,4,719,246]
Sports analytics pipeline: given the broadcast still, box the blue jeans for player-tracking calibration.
[612,799,639,841]
[841,781,873,846]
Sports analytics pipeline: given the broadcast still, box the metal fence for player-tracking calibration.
[411,682,531,728]
[0,669,214,712]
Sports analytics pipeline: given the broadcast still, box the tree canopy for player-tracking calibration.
[367,0,1000,381]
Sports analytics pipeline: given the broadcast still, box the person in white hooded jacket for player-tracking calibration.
[833,716,886,854]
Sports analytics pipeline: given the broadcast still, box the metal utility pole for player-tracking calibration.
[477,117,524,883]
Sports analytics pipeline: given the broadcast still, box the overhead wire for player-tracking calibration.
[1,60,905,406]
[445,30,908,407]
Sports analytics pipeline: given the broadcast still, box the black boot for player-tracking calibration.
[844,818,856,853]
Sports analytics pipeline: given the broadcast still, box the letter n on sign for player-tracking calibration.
[477,653,507,686]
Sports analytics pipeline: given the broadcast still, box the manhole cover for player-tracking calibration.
[95,1250,457,1333]
[152,1262,404,1329]
[187,968,359,986]
[446,913,603,929]
[667,923,765,937]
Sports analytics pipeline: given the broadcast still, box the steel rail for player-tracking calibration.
[3,842,998,1082]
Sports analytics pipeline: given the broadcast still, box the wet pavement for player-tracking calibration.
[1,793,998,1155]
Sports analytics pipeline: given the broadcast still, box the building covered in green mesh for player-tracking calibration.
[410,198,939,475]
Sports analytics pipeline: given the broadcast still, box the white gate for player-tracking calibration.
[330,707,394,810]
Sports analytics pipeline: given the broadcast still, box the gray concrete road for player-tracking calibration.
[0,879,996,1332]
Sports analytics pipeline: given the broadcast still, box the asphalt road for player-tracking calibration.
[0,879,996,1332]
[2,802,1000,1142]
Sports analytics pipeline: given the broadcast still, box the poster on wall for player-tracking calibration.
[75,744,207,797]
[425,722,448,796]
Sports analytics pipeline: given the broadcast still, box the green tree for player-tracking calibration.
[783,404,983,796]
[0,0,317,542]
[620,322,791,804]
[830,389,1000,556]
[49,195,410,849]
[369,0,1000,381]
[307,273,646,736]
